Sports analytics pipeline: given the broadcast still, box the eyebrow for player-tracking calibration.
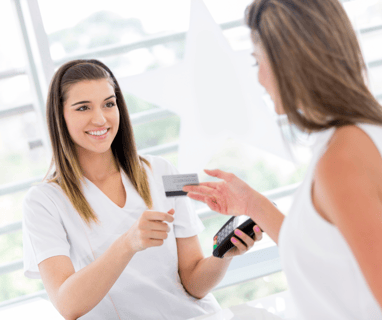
[71,95,116,107]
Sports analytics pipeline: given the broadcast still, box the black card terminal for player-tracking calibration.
[212,215,262,258]
[212,202,277,258]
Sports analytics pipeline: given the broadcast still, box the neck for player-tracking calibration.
[77,147,119,182]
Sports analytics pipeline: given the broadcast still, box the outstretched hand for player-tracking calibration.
[183,169,263,217]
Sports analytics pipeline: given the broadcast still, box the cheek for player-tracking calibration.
[113,108,120,129]
[64,112,83,138]
[63,111,72,133]
[257,65,263,86]
[258,64,277,98]
[257,64,269,92]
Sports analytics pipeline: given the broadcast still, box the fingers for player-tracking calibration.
[205,196,221,213]
[131,210,175,252]
[198,181,219,189]
[253,225,263,242]
[204,169,235,182]
[187,193,224,214]
[230,235,247,254]
[187,192,207,203]
[140,210,174,234]
[147,230,168,240]
[233,229,255,249]
[183,181,223,194]
[144,210,175,223]
[148,239,165,247]
[145,221,171,232]
[183,185,218,197]
[227,227,264,257]
[183,181,220,193]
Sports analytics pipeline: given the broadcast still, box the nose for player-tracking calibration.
[91,108,106,126]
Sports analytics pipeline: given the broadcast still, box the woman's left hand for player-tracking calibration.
[223,224,263,259]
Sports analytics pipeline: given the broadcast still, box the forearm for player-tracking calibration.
[247,193,285,244]
[56,235,135,319]
[182,255,233,299]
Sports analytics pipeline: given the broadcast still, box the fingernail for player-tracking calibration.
[254,226,260,232]
[234,229,242,236]
[231,237,237,243]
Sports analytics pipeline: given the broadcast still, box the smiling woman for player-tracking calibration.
[21,59,265,320]
[45,60,153,223]
[64,80,119,156]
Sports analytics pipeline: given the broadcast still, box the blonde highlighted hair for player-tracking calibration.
[46,59,153,224]
[246,0,382,131]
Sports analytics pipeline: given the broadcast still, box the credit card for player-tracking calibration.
[162,174,199,197]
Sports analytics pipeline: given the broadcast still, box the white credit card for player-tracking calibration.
[162,174,199,197]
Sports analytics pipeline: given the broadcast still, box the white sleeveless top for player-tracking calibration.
[278,124,382,320]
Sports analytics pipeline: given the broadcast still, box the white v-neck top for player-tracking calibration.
[22,154,221,320]
[278,124,382,319]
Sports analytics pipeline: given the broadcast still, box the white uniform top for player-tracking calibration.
[23,154,221,320]
[278,124,382,320]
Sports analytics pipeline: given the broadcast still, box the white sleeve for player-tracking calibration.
[173,192,205,238]
[22,186,71,279]
[145,155,205,238]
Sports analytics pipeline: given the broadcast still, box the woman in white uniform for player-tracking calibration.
[22,59,263,320]
[183,0,382,319]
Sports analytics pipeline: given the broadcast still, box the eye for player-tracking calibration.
[76,105,89,111]
[105,101,116,108]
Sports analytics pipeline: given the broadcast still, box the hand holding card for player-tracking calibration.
[162,174,199,197]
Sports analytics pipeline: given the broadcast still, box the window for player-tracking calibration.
[0,0,48,305]
[1,0,381,314]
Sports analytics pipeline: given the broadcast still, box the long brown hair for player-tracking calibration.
[46,59,153,224]
[246,0,382,132]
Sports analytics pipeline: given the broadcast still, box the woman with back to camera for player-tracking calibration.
[22,59,264,320]
[183,0,382,319]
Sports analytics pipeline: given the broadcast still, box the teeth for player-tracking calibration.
[87,129,107,136]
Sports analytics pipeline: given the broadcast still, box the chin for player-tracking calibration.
[274,104,286,115]
[93,147,113,155]
[76,144,113,156]
[274,108,283,115]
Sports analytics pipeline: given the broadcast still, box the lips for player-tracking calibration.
[86,128,108,136]
[85,128,110,138]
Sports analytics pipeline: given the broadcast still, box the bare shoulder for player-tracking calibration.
[313,126,382,306]
[317,125,382,184]
[313,125,382,223]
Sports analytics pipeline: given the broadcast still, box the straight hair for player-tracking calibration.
[46,59,153,224]
[246,0,382,132]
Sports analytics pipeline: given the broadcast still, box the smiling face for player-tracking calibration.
[251,39,285,115]
[63,79,120,156]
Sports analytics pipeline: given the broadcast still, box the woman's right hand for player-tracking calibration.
[38,209,175,319]
[125,209,175,253]
[183,169,265,217]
